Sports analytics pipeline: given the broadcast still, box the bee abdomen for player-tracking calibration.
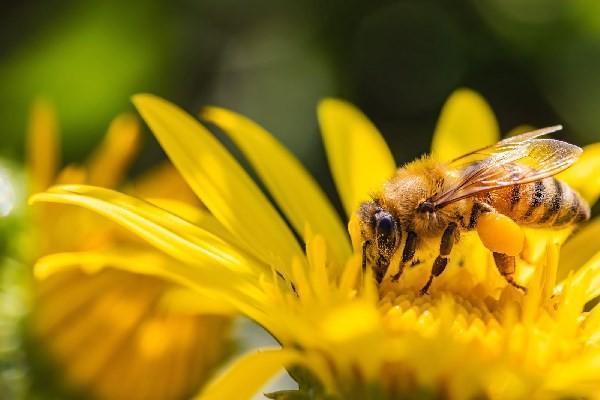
[551,181,590,226]
[513,178,590,227]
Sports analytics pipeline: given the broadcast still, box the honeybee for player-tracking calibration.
[357,126,590,294]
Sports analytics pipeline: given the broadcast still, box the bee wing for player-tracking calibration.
[449,125,564,165]
[432,132,582,208]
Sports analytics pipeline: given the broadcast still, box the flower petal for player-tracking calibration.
[159,287,237,316]
[33,248,271,328]
[556,143,600,206]
[27,99,60,194]
[132,94,304,268]
[318,98,396,217]
[86,113,140,188]
[558,217,600,282]
[431,89,500,161]
[145,197,241,249]
[130,162,199,204]
[32,267,230,400]
[195,348,300,400]
[30,185,262,275]
[201,106,351,265]
[568,251,600,303]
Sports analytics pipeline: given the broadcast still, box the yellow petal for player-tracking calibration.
[26,98,60,194]
[195,348,300,400]
[146,197,241,247]
[558,217,600,282]
[556,143,600,206]
[132,94,303,270]
[86,113,140,188]
[55,165,87,185]
[569,251,600,303]
[130,162,198,204]
[34,251,235,319]
[34,248,174,280]
[159,287,237,316]
[32,266,231,400]
[30,185,261,275]
[33,248,270,328]
[320,301,380,343]
[431,89,500,161]
[318,98,396,217]
[201,106,351,265]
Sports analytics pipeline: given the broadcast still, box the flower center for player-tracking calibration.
[378,290,504,344]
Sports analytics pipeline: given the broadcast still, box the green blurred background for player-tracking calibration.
[2,0,600,177]
[1,0,600,398]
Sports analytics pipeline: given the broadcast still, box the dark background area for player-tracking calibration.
[1,0,599,193]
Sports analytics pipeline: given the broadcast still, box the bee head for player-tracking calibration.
[357,201,401,260]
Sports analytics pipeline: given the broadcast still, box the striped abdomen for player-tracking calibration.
[491,177,590,228]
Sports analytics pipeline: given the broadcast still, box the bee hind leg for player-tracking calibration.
[467,201,494,229]
[420,223,458,295]
[493,252,527,293]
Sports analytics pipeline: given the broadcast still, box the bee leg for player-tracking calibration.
[361,240,371,272]
[493,252,527,293]
[420,223,458,295]
[362,240,390,283]
[375,255,390,284]
[467,201,494,229]
[391,230,417,282]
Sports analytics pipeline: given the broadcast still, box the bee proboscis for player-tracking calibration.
[357,126,590,294]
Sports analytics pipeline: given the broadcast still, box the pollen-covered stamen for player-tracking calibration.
[379,291,503,339]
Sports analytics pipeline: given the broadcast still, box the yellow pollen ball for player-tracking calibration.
[476,213,524,256]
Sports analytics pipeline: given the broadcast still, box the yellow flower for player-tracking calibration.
[26,100,232,400]
[32,89,600,400]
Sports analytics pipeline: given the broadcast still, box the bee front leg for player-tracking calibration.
[375,255,390,283]
[493,253,527,293]
[362,240,389,283]
[361,240,371,272]
[391,231,417,282]
[420,222,458,295]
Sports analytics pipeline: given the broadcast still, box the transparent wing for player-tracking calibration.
[449,125,564,166]
[432,128,582,208]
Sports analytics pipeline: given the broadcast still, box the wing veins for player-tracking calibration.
[433,128,581,208]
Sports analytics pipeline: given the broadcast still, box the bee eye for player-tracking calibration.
[376,214,394,236]
[375,211,399,254]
